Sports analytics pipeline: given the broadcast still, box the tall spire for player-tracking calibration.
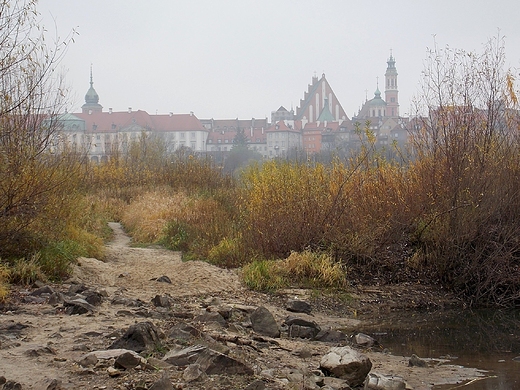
[82,64,103,113]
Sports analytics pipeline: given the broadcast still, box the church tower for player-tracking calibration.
[384,52,399,118]
[81,65,103,114]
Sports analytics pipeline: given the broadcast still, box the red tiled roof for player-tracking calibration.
[73,110,205,133]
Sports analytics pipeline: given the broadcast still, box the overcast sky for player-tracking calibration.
[37,0,520,120]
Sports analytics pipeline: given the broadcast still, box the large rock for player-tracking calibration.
[285,316,321,339]
[163,345,207,366]
[364,372,406,390]
[195,349,254,375]
[320,346,372,387]
[250,306,280,338]
[109,321,162,353]
[286,299,312,314]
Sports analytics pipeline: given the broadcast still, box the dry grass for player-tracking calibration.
[121,188,190,244]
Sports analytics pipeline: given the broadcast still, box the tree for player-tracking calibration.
[409,34,520,306]
[0,0,79,258]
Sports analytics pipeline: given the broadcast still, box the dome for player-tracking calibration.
[85,84,99,104]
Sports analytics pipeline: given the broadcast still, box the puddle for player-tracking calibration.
[355,308,520,389]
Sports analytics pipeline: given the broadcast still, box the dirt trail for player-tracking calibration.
[74,222,242,300]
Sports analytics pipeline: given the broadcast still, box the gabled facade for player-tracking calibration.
[295,73,348,123]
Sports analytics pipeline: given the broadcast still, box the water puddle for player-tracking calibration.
[356,308,520,389]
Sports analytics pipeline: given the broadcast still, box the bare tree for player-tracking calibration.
[409,34,520,306]
[0,0,79,258]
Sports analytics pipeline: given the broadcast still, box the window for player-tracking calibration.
[218,139,222,143]
[191,142,196,149]
[190,132,196,139]
[180,132,185,139]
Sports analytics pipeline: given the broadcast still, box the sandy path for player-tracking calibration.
[74,222,243,300]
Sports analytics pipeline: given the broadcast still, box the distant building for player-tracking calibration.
[56,73,208,162]
[351,53,409,151]
[201,118,269,158]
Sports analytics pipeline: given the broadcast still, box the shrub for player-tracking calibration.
[207,236,246,268]
[9,254,47,286]
[0,263,10,302]
[241,250,346,292]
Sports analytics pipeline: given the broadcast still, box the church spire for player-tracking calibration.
[82,64,103,113]
[384,51,399,117]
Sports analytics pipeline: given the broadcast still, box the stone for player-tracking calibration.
[68,283,88,295]
[152,275,172,284]
[149,373,174,390]
[409,354,427,367]
[63,298,96,315]
[322,376,352,389]
[114,351,142,369]
[364,372,406,390]
[194,311,227,327]
[152,295,174,307]
[355,333,376,347]
[30,285,55,296]
[84,291,104,306]
[163,345,207,366]
[3,381,22,390]
[285,316,321,339]
[109,321,162,353]
[107,366,121,377]
[183,363,206,382]
[244,380,266,390]
[286,299,312,314]
[195,348,254,375]
[35,378,63,390]
[250,306,280,338]
[315,329,348,343]
[168,322,201,341]
[320,346,372,387]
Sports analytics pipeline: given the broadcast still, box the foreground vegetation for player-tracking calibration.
[0,5,518,308]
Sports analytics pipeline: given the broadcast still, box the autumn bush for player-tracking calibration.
[242,250,346,292]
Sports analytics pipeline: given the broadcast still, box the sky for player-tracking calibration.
[37,0,520,120]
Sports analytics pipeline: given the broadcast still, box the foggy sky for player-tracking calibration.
[37,0,520,120]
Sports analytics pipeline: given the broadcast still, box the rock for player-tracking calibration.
[47,292,64,305]
[30,285,55,296]
[183,363,206,382]
[244,380,266,390]
[286,299,312,314]
[315,329,348,343]
[195,348,254,375]
[24,346,57,357]
[78,349,141,367]
[109,321,162,353]
[194,311,227,327]
[250,306,280,338]
[285,316,321,339]
[111,296,144,307]
[114,351,142,369]
[409,354,427,367]
[84,291,104,306]
[3,381,22,390]
[153,275,172,284]
[168,322,201,341]
[35,378,63,390]
[512,356,520,362]
[322,376,352,389]
[355,333,376,347]
[77,353,98,367]
[107,366,121,377]
[0,377,6,385]
[364,372,406,390]
[320,346,372,387]
[152,294,174,308]
[63,298,96,315]
[163,345,207,366]
[149,373,174,390]
[67,283,88,294]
